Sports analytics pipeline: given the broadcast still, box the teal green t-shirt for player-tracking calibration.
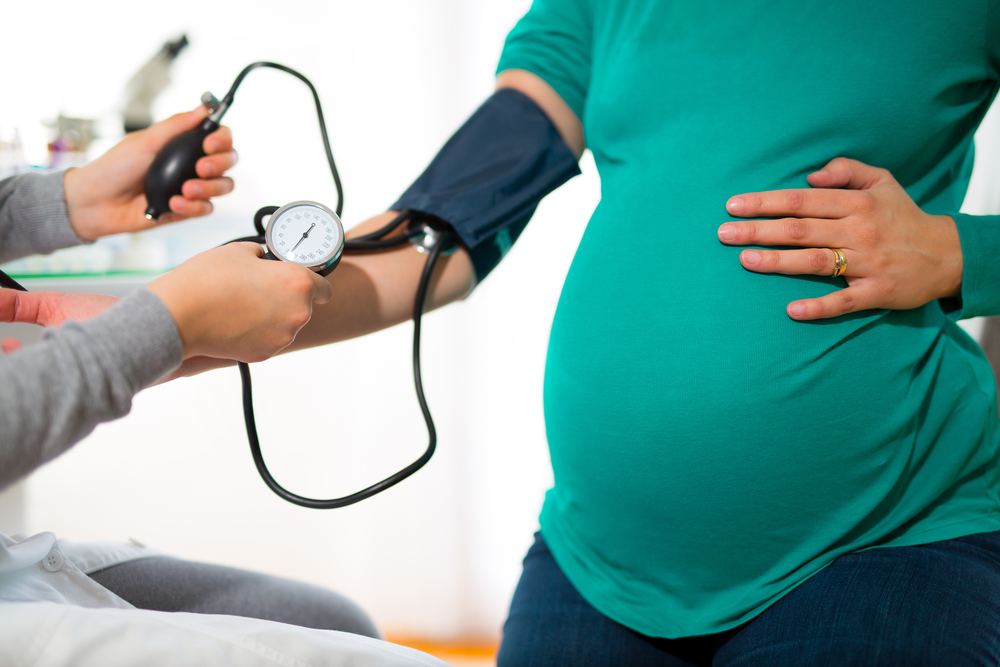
[498,0,1000,638]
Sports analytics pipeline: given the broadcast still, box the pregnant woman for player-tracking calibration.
[447,2,1000,664]
[8,1,1000,664]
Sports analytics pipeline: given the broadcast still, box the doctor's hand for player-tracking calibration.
[147,243,333,362]
[63,106,238,241]
[1,244,332,363]
[716,157,964,321]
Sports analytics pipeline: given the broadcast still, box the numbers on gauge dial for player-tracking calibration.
[274,207,339,265]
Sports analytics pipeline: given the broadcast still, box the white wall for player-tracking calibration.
[0,0,598,642]
[957,93,1000,342]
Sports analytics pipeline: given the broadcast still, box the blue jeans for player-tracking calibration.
[497,531,1000,666]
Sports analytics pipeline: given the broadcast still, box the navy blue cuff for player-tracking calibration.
[392,88,581,281]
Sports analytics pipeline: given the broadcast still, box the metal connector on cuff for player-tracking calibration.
[407,217,458,255]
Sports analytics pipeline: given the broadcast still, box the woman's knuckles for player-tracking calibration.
[808,249,830,272]
[869,252,891,274]
[851,220,880,245]
[874,281,896,305]
[826,156,854,172]
[782,218,809,241]
[838,289,860,313]
[782,189,806,213]
[849,191,876,216]
[735,221,758,242]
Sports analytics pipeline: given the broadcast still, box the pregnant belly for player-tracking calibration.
[541,211,951,573]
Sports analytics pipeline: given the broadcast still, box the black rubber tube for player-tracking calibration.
[238,229,452,509]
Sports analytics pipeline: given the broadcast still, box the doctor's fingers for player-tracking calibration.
[273,262,333,306]
[0,289,120,327]
[0,289,44,326]
[740,247,859,277]
[195,149,238,179]
[181,176,235,200]
[203,125,233,155]
[311,270,334,304]
[195,126,237,179]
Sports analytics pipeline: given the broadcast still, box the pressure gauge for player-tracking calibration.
[265,200,345,276]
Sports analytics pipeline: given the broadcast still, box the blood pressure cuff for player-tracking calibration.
[391,88,581,281]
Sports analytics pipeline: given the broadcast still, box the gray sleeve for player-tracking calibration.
[0,171,88,264]
[0,289,183,490]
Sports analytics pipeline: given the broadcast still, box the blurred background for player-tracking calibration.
[0,1,995,665]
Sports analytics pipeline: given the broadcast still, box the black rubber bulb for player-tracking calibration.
[143,117,219,220]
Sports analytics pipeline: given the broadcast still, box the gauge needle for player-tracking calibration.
[289,223,316,254]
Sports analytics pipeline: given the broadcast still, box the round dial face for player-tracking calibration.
[266,201,344,270]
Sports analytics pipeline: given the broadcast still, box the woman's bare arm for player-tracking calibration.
[284,211,476,352]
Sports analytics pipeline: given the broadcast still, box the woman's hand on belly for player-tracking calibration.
[716,157,963,321]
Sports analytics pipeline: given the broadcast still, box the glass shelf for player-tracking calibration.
[1,214,254,280]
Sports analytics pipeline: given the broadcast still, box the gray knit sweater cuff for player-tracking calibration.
[0,171,87,264]
[0,289,183,490]
[57,289,185,392]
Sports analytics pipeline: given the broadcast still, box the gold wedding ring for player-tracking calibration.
[830,248,847,278]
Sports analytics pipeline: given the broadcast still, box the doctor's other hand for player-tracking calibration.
[63,105,237,241]
[146,243,333,362]
[0,289,121,353]
[717,157,964,321]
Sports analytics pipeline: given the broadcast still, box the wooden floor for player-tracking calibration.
[430,657,494,667]
[387,638,497,667]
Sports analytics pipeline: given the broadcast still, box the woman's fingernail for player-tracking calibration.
[788,303,805,318]
[813,170,829,177]
[201,163,216,177]
[718,224,736,241]
[742,250,760,265]
[727,197,744,214]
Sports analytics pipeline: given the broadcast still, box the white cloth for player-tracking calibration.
[0,532,148,609]
[0,532,448,667]
[1,602,450,667]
